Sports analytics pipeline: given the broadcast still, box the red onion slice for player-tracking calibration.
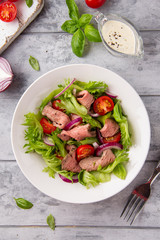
[42,135,55,146]
[96,128,104,144]
[105,91,117,98]
[59,174,78,183]
[96,142,123,156]
[89,112,100,117]
[64,117,82,130]
[0,57,13,93]
[54,78,76,98]
[92,142,99,150]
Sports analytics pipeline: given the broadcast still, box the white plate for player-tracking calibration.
[11,64,150,204]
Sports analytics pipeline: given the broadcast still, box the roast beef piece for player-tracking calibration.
[58,124,96,141]
[77,90,95,111]
[100,118,120,138]
[79,149,115,171]
[61,145,81,173]
[42,105,70,129]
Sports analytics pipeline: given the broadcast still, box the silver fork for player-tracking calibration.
[120,161,160,225]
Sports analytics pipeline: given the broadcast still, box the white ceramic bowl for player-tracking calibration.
[11,64,150,204]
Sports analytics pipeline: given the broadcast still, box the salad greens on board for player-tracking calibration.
[23,79,132,188]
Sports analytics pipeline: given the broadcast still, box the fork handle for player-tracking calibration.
[148,161,160,185]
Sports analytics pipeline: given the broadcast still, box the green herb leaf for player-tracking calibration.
[47,214,55,231]
[25,0,33,8]
[71,29,85,57]
[14,198,33,209]
[78,14,93,28]
[84,24,102,42]
[61,20,79,34]
[29,56,40,71]
[66,0,79,20]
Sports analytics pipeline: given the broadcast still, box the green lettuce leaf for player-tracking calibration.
[97,112,112,125]
[80,137,98,145]
[50,129,67,157]
[91,171,111,183]
[113,163,127,180]
[78,170,99,188]
[112,102,132,150]
[23,112,43,143]
[100,150,129,174]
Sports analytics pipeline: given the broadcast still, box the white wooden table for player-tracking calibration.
[1,1,160,239]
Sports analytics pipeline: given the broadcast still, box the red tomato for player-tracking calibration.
[103,132,121,144]
[76,145,94,162]
[8,0,19,2]
[85,0,106,8]
[93,96,114,116]
[40,118,56,134]
[52,99,64,112]
[0,2,17,22]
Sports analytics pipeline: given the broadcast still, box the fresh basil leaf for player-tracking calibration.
[29,56,40,71]
[47,214,55,231]
[84,24,102,42]
[25,0,33,8]
[14,198,33,209]
[66,0,79,20]
[71,29,85,57]
[61,20,79,34]
[78,14,93,28]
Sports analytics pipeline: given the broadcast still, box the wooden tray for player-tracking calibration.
[0,0,44,55]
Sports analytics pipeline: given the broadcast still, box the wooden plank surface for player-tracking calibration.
[24,0,160,33]
[0,161,159,227]
[0,31,160,99]
[1,226,160,240]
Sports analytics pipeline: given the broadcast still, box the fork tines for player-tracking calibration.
[120,193,146,225]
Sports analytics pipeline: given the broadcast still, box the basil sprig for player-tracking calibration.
[61,0,102,57]
[25,0,33,8]
[47,214,55,231]
[14,198,33,209]
[29,56,40,71]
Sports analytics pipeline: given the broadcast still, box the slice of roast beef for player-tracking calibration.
[58,124,96,141]
[61,145,81,173]
[77,90,95,111]
[100,118,120,138]
[79,149,115,171]
[42,105,70,129]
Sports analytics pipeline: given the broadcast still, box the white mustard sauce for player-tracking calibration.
[102,20,136,55]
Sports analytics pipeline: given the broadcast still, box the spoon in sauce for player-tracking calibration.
[95,12,144,57]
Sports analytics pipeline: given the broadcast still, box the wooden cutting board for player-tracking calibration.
[0,0,44,55]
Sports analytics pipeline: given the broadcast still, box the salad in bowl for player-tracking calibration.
[23,78,132,188]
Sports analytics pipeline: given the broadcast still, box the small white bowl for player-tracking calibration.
[11,64,150,204]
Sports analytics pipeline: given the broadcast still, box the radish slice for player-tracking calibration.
[42,135,55,146]
[105,91,117,98]
[0,57,13,93]
[64,117,82,130]
[59,174,78,183]
[96,142,123,156]
[54,78,76,98]
[96,128,104,144]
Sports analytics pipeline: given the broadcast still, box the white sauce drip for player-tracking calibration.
[102,20,136,55]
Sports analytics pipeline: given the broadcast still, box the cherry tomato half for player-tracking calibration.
[0,2,17,22]
[76,145,94,162]
[103,131,121,144]
[93,96,114,116]
[85,0,106,8]
[40,118,56,134]
[52,99,64,112]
